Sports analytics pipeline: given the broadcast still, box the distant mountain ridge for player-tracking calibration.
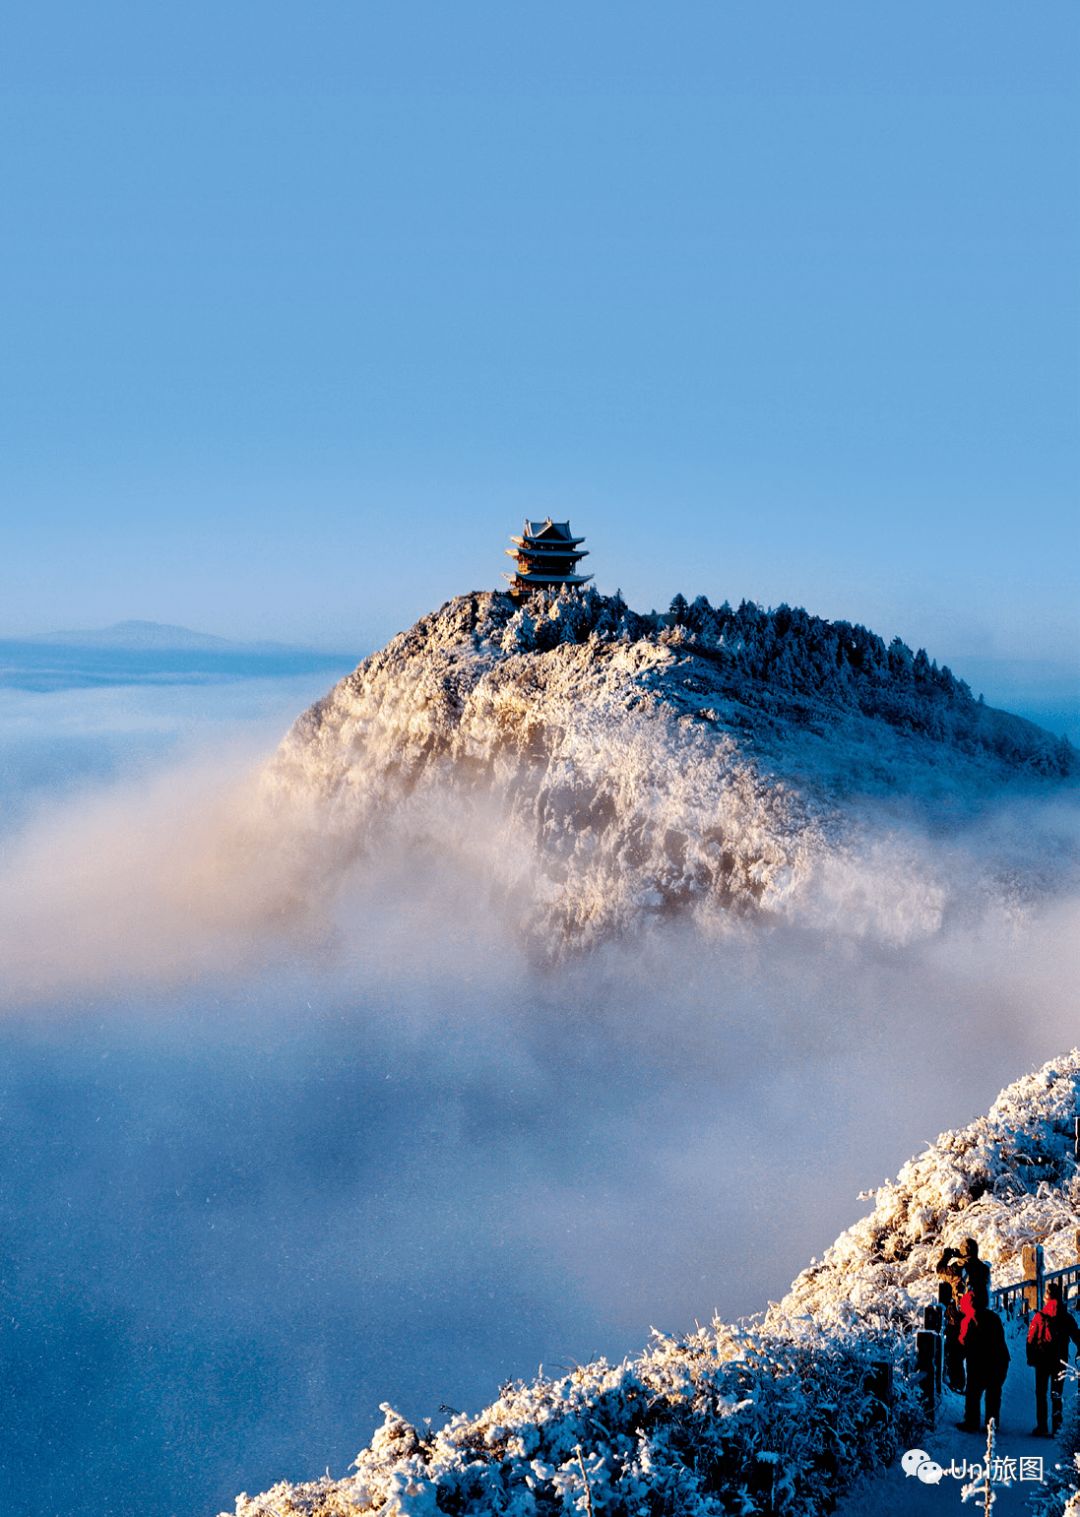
[0,622,353,693]
[264,588,1077,953]
[27,619,293,652]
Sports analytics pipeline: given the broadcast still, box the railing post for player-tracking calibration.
[1074,1113,1079,1163]
[916,1330,937,1417]
[924,1305,943,1393]
[1036,1244,1045,1311]
[1023,1244,1041,1313]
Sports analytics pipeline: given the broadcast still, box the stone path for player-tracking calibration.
[835,1321,1077,1514]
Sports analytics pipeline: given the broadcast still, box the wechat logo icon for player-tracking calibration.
[901,1449,945,1484]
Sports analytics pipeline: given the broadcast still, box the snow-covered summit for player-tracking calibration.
[264,589,1076,952]
[222,1051,1080,1517]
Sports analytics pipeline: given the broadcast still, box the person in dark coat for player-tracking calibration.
[1026,1282,1080,1436]
[958,1237,991,1310]
[936,1247,967,1393]
[957,1293,1010,1432]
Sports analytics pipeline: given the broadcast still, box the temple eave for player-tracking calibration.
[503,572,593,586]
[512,535,585,549]
[505,548,590,561]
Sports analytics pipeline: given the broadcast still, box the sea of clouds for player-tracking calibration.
[0,671,1077,1517]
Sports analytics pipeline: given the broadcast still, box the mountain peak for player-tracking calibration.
[263,589,1076,955]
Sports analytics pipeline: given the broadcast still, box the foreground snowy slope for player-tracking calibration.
[222,1052,1080,1517]
[262,589,1075,952]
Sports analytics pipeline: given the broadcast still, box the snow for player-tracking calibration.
[221,1052,1080,1517]
[260,589,1077,957]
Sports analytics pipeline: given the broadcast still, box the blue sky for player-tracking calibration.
[3,3,1077,671]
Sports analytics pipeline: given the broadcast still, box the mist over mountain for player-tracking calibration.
[2,589,1078,1517]
[265,588,1076,955]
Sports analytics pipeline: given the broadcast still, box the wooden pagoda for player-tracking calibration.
[504,518,592,596]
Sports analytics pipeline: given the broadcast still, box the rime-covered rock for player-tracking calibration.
[261,589,1076,953]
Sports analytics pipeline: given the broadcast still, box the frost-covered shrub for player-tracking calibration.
[490,589,1075,777]
[1026,1448,1080,1517]
[778,1054,1080,1331]
[229,1323,921,1517]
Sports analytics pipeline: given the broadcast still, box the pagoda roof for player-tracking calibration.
[522,518,583,543]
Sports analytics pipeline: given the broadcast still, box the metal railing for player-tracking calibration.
[915,1248,1080,1416]
[993,1251,1080,1319]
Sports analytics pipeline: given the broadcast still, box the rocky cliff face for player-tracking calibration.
[262,589,1075,954]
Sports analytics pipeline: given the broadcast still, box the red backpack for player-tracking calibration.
[1026,1309,1054,1363]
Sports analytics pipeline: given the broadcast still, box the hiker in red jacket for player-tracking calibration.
[1027,1282,1080,1437]
[957,1292,1010,1432]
